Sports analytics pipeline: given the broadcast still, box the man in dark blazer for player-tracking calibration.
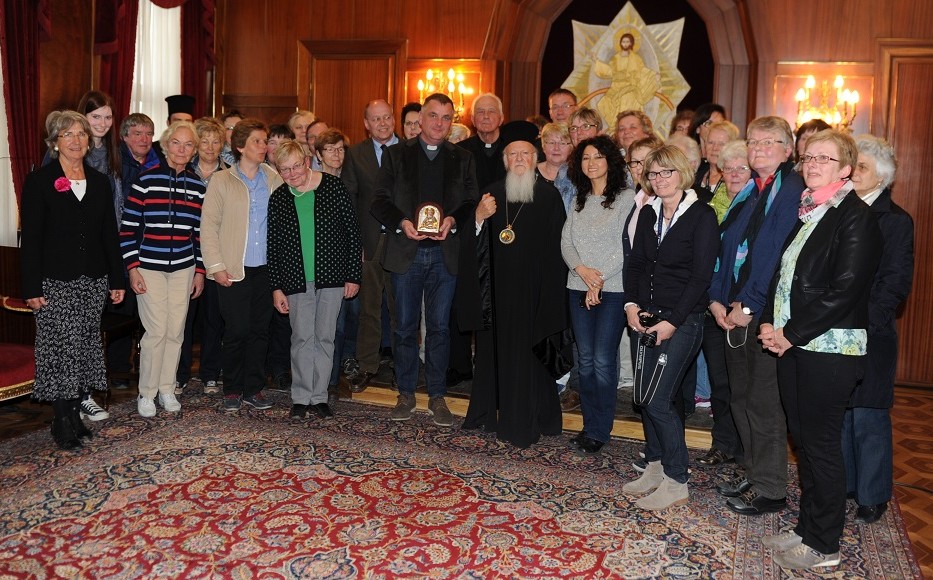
[341,99,401,392]
[371,93,479,426]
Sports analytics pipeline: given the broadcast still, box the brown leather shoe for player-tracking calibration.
[560,389,581,412]
[697,448,734,466]
[349,370,376,393]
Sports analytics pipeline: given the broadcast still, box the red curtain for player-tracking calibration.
[181,0,216,119]
[1,0,42,210]
[95,0,140,123]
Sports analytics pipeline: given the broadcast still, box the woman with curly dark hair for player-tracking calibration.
[561,135,635,455]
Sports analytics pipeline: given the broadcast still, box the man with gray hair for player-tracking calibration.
[448,92,508,387]
[120,113,159,216]
[107,113,160,395]
[462,139,569,448]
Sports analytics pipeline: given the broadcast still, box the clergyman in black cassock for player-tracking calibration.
[462,140,569,448]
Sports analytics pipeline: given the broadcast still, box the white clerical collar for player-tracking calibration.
[426,144,438,151]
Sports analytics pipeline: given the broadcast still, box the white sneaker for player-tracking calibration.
[158,392,181,413]
[137,395,157,418]
[204,380,220,394]
[80,396,110,421]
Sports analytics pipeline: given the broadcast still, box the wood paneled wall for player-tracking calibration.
[37,0,94,160]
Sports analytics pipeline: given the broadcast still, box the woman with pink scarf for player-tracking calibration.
[757,129,881,571]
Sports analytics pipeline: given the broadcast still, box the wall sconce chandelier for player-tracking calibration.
[795,75,859,131]
[416,68,474,122]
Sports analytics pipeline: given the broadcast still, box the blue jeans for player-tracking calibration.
[695,351,711,399]
[842,407,893,506]
[392,246,456,397]
[568,290,625,443]
[636,311,704,484]
[329,295,360,386]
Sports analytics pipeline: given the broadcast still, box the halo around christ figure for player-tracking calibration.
[561,2,691,140]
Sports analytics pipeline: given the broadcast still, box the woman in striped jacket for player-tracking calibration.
[119,120,205,417]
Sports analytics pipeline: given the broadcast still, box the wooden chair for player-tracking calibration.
[100,312,141,409]
[0,296,35,402]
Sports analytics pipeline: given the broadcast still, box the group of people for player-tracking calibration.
[539,92,911,570]
[21,84,913,572]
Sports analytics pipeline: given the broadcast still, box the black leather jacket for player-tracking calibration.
[762,188,882,347]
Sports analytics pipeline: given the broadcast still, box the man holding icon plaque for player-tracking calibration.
[371,93,479,426]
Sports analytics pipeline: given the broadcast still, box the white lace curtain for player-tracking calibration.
[129,0,182,131]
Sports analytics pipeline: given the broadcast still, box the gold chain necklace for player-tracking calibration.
[498,201,525,245]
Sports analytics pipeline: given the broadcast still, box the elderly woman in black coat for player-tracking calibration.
[841,135,914,525]
[21,111,126,449]
[758,130,881,571]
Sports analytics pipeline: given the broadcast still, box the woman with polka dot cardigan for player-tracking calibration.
[268,141,363,418]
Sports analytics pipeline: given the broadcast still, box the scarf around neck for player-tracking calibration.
[799,179,847,221]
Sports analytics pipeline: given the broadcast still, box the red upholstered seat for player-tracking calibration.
[0,342,35,401]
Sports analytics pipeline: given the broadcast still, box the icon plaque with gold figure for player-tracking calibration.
[416,203,443,236]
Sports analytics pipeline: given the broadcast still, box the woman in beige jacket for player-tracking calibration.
[200,118,284,412]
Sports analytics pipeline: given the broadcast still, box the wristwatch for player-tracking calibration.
[740,303,753,316]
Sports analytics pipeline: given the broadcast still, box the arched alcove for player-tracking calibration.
[499,0,751,126]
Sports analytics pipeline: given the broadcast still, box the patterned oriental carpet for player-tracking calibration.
[0,392,921,579]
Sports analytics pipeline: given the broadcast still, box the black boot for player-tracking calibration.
[67,398,93,440]
[51,400,82,450]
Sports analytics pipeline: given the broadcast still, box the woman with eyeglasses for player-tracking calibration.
[708,116,804,518]
[708,140,750,222]
[567,107,602,148]
[538,123,575,211]
[757,130,881,570]
[622,145,718,511]
[173,117,230,399]
[694,121,739,197]
[38,93,124,421]
[622,136,663,262]
[315,129,348,177]
[22,111,126,449]
[121,120,206,417]
[561,135,635,456]
[268,141,362,419]
[693,139,751,468]
[841,135,913,526]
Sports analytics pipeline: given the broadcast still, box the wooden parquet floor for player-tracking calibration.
[891,387,933,578]
[2,383,931,576]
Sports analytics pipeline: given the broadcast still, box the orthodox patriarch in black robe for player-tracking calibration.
[461,178,569,448]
